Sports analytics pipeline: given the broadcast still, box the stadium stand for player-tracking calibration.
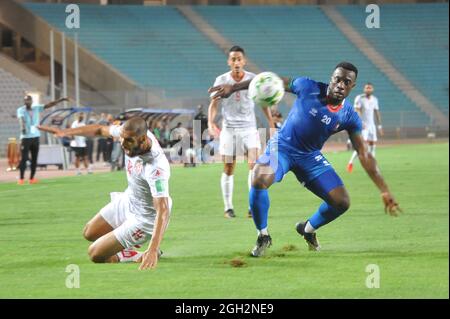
[0,67,33,155]
[194,5,442,127]
[24,3,226,99]
[337,3,449,117]
[22,3,448,128]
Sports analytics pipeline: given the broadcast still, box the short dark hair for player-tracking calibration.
[335,62,358,79]
[123,116,148,137]
[365,82,373,86]
[229,45,245,55]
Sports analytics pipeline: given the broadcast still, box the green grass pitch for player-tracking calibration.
[0,142,448,298]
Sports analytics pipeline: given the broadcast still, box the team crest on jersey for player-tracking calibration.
[126,160,143,175]
[152,168,163,178]
[309,108,318,117]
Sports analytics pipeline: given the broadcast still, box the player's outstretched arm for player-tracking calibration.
[350,132,402,216]
[207,97,221,138]
[375,109,384,136]
[38,124,112,138]
[208,74,293,99]
[139,197,170,270]
[43,97,69,110]
[208,79,251,99]
[261,105,276,135]
[281,77,294,93]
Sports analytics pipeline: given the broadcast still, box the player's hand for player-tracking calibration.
[378,127,384,137]
[139,248,159,270]
[37,125,63,136]
[208,84,233,99]
[208,122,221,139]
[381,192,402,217]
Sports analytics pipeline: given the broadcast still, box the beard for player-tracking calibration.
[125,145,143,157]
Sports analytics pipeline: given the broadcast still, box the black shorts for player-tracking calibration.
[72,147,87,158]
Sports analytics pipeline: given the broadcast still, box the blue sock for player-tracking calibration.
[249,187,270,231]
[308,202,345,230]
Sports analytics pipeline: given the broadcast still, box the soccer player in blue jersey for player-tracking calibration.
[209,62,402,257]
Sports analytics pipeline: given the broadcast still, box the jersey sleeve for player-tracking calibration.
[16,108,24,118]
[146,167,170,198]
[109,124,122,138]
[345,108,363,135]
[289,77,314,97]
[354,95,362,109]
[374,97,379,110]
[36,105,45,112]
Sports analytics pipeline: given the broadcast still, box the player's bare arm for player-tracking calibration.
[208,79,250,99]
[207,97,221,138]
[375,109,384,136]
[350,131,402,216]
[39,124,112,138]
[260,105,276,136]
[281,77,294,93]
[43,97,69,110]
[139,196,170,270]
[208,75,294,99]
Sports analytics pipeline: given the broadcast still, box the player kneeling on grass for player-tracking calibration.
[209,62,402,257]
[39,117,171,270]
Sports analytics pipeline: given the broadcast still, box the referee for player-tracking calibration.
[16,95,68,184]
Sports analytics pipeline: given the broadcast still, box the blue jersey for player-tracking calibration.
[277,77,362,153]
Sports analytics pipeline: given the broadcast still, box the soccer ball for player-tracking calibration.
[248,72,285,108]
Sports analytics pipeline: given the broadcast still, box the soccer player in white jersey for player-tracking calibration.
[347,83,383,173]
[39,117,171,270]
[69,113,92,175]
[208,46,275,218]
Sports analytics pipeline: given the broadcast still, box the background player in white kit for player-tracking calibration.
[39,117,172,270]
[69,113,92,175]
[347,83,383,173]
[208,46,275,218]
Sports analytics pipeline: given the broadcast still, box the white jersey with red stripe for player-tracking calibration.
[354,94,379,127]
[211,70,257,129]
[109,125,170,221]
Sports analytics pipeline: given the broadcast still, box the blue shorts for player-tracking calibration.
[257,140,343,198]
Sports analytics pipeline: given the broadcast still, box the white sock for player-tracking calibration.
[349,151,358,164]
[116,249,143,263]
[258,228,269,236]
[369,145,376,157]
[221,173,234,211]
[304,221,316,233]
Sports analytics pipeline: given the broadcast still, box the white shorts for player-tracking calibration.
[219,127,261,157]
[100,192,172,249]
[362,124,377,142]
